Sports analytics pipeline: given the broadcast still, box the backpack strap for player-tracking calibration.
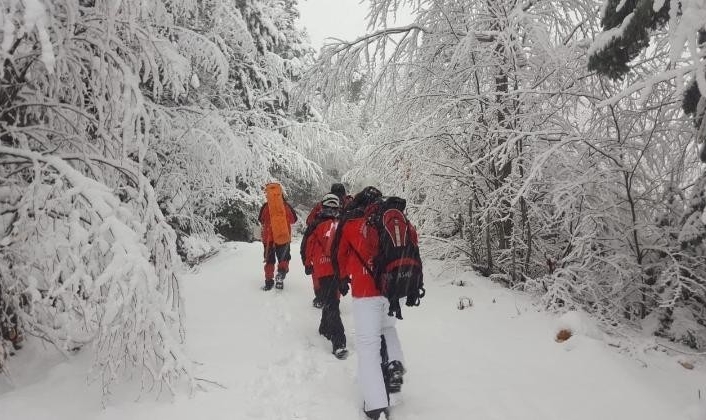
[349,244,374,276]
[349,243,404,319]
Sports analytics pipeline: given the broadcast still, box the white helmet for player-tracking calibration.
[321,193,340,208]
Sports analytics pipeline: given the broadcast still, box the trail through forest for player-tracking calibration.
[0,242,703,420]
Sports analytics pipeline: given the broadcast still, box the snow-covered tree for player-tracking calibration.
[588,0,706,347]
[305,0,706,348]
[0,0,209,392]
[588,0,706,157]
[0,0,353,387]
[304,0,600,277]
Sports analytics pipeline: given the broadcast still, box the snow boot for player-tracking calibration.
[261,279,274,291]
[364,407,389,420]
[333,345,348,360]
[275,272,285,290]
[384,361,406,394]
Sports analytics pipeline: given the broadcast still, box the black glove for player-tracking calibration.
[339,277,350,296]
[305,265,313,275]
[406,284,425,307]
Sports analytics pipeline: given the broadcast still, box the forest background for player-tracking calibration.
[0,0,705,394]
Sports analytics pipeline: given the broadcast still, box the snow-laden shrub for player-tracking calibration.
[0,150,192,392]
[180,235,221,266]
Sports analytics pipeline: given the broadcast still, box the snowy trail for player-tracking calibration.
[0,241,703,419]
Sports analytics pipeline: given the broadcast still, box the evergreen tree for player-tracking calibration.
[588,0,706,162]
[587,0,670,79]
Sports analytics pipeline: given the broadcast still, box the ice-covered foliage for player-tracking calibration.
[0,0,343,394]
[589,0,706,164]
[0,0,211,393]
[587,0,706,344]
[305,0,706,348]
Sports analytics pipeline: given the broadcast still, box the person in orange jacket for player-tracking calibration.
[333,186,412,420]
[303,193,347,359]
[258,190,297,291]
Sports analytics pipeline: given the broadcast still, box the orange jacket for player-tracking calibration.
[258,201,297,244]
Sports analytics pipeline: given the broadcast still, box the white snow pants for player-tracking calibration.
[352,296,405,412]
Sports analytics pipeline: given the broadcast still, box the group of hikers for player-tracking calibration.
[256,182,425,420]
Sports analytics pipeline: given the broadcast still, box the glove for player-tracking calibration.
[339,277,350,296]
[406,284,425,307]
[305,265,313,275]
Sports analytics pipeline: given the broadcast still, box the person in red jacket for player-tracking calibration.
[303,183,352,306]
[305,183,353,226]
[258,194,298,291]
[333,186,407,420]
[303,193,347,359]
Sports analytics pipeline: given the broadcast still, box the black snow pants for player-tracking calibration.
[318,276,346,350]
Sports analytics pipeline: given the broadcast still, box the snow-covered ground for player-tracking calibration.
[1,242,704,419]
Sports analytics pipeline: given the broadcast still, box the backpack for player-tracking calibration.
[315,216,339,261]
[301,207,339,267]
[365,196,425,319]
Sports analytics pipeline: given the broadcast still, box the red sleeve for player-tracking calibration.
[306,203,322,225]
[258,203,268,224]
[304,225,318,266]
[286,202,297,224]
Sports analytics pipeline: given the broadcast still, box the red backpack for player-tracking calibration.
[365,197,425,319]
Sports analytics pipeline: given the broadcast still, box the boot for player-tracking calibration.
[333,346,348,360]
[332,338,348,360]
[384,360,406,394]
[364,407,388,420]
[275,272,285,289]
[261,279,274,291]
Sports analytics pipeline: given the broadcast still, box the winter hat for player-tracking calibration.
[353,186,382,207]
[321,193,340,208]
[330,183,346,199]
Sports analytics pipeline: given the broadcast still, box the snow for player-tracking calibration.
[190,74,200,89]
[653,0,667,12]
[181,234,219,264]
[587,12,635,58]
[22,0,55,73]
[616,0,628,13]
[1,241,703,419]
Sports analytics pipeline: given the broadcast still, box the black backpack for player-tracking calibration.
[365,197,425,319]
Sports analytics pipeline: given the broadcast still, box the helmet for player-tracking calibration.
[353,186,382,207]
[321,193,340,208]
[330,183,346,199]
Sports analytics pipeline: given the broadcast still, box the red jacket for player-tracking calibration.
[303,217,339,281]
[335,217,381,298]
[305,202,323,226]
[258,201,297,244]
